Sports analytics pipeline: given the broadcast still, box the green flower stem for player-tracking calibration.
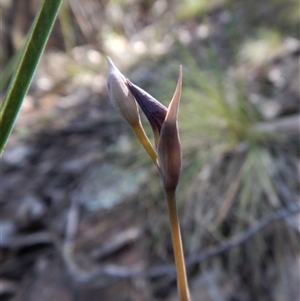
[165,190,191,301]
[132,124,157,164]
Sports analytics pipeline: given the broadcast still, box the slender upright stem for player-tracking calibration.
[165,190,191,301]
[132,124,157,164]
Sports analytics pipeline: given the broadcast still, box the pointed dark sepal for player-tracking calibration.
[127,79,167,146]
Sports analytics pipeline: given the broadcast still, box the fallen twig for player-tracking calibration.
[186,202,300,267]
[66,203,300,282]
[254,114,300,134]
[91,227,142,260]
[0,231,53,249]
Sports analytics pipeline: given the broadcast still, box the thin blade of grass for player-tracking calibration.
[0,0,62,154]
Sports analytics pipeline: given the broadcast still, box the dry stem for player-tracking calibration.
[165,190,191,301]
[132,125,157,164]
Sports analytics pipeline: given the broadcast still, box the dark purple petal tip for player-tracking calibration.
[127,79,167,132]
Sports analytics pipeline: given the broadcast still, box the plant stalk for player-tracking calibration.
[132,124,157,164]
[165,190,191,301]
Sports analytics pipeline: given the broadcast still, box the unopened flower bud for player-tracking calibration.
[106,57,140,127]
[106,57,157,163]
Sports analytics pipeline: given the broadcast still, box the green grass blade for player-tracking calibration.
[0,0,62,154]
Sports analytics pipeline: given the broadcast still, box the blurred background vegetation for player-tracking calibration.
[1,0,299,300]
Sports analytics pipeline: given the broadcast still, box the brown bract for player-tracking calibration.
[157,66,182,192]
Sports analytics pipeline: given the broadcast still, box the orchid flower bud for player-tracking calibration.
[106,57,141,128]
[106,57,157,163]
